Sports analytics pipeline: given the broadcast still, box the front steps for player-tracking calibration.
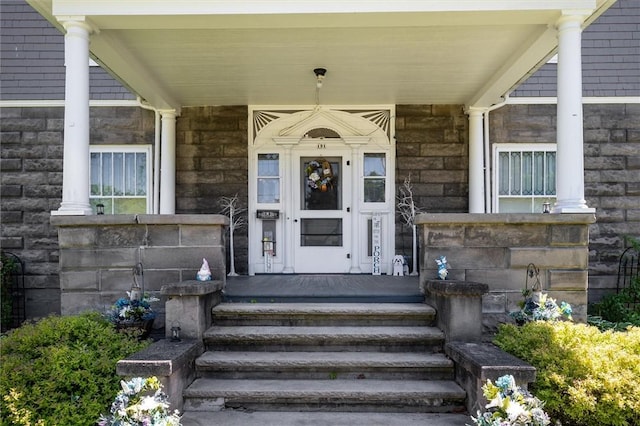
[181,303,469,424]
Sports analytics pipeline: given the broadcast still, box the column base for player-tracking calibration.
[51,208,93,216]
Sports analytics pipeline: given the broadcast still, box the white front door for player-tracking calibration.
[293,151,351,273]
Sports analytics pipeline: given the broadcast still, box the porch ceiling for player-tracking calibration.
[29,0,614,111]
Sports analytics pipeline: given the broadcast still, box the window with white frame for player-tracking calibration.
[494,144,556,213]
[90,146,152,214]
[363,153,386,203]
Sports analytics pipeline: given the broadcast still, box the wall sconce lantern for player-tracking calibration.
[96,203,105,215]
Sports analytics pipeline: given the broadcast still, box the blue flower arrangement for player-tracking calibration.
[107,292,158,324]
[470,374,551,426]
[511,292,572,324]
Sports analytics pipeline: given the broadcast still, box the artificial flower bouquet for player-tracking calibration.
[511,290,572,324]
[98,376,181,426]
[470,374,551,426]
[107,290,159,324]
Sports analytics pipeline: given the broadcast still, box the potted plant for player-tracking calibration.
[510,263,572,325]
[106,291,158,338]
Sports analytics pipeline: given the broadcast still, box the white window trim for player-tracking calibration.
[89,145,153,214]
[493,143,557,213]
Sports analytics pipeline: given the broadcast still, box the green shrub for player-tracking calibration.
[494,321,640,426]
[0,312,150,426]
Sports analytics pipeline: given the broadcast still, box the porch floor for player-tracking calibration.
[224,274,423,303]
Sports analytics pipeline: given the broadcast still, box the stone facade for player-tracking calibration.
[490,103,640,302]
[0,106,154,318]
[1,103,637,321]
[417,213,596,330]
[50,214,228,325]
[175,106,249,274]
[394,105,469,267]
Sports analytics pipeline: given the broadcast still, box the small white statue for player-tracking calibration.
[392,255,405,276]
[196,258,212,281]
[435,255,449,280]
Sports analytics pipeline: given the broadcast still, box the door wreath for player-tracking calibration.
[305,159,334,192]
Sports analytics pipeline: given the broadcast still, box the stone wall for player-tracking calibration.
[0,106,154,319]
[175,106,249,274]
[416,213,596,331]
[394,105,469,264]
[50,214,228,326]
[490,103,640,302]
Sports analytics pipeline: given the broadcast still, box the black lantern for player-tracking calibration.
[96,203,105,215]
[170,322,181,342]
[542,202,551,214]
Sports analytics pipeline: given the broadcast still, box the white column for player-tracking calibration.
[553,14,594,213]
[53,18,93,215]
[467,107,485,213]
[349,144,362,273]
[282,145,295,273]
[159,110,177,214]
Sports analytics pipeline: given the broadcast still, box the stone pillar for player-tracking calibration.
[161,280,224,340]
[553,13,594,213]
[467,107,485,213]
[160,110,177,214]
[423,279,489,342]
[54,18,93,216]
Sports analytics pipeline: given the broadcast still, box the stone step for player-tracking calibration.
[196,351,454,380]
[180,410,471,425]
[183,378,466,413]
[203,325,445,352]
[212,303,436,326]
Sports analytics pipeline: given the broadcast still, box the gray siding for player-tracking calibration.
[0,0,133,100]
[514,0,640,97]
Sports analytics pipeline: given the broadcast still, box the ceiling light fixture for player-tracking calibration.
[314,67,327,89]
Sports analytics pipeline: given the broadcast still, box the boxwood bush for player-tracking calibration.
[0,312,150,426]
[494,321,640,426]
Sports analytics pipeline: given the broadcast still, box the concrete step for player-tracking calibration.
[180,410,471,425]
[212,303,436,326]
[183,378,466,413]
[196,351,454,380]
[203,325,445,352]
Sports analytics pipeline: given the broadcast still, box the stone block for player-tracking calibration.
[0,236,23,249]
[482,292,507,314]
[466,269,524,292]
[100,269,137,292]
[423,247,508,269]
[97,225,146,247]
[61,292,102,316]
[146,225,180,246]
[509,247,588,269]
[550,225,589,246]
[142,270,182,291]
[548,270,588,290]
[60,248,138,269]
[465,225,548,247]
[116,339,204,411]
[60,270,98,290]
[25,288,60,318]
[140,247,225,278]
[424,280,488,342]
[57,227,98,248]
[446,341,536,415]
[421,227,465,247]
[180,225,224,246]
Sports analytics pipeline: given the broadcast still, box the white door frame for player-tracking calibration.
[248,106,396,275]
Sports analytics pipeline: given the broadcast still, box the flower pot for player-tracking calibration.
[115,318,154,339]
